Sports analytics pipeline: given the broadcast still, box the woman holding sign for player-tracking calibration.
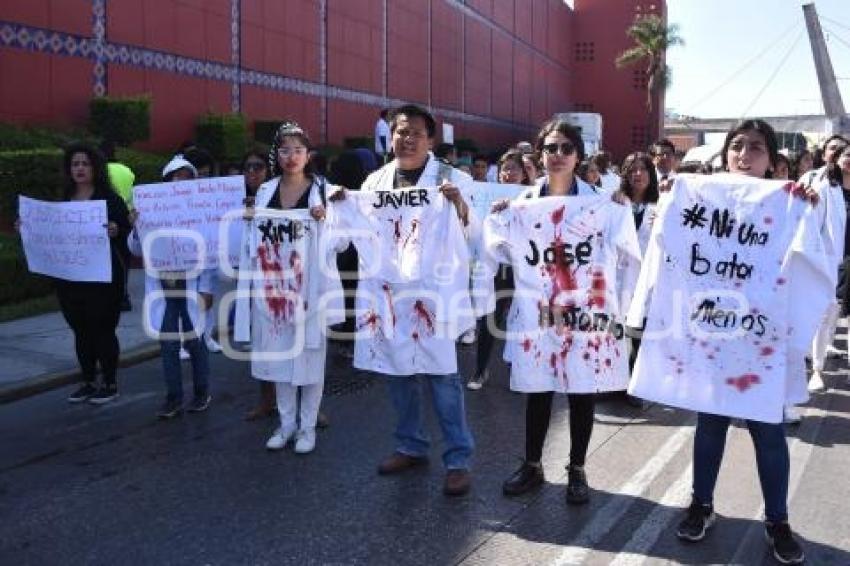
[46,143,131,404]
[499,120,614,505]
[672,120,810,565]
[244,122,330,454]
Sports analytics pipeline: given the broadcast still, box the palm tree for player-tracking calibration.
[616,14,684,113]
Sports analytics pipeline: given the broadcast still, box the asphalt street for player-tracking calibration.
[1,336,848,565]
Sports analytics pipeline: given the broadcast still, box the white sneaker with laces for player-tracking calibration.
[265,424,297,451]
[808,370,826,393]
[294,428,316,454]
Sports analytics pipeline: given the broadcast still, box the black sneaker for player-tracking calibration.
[765,521,805,565]
[565,464,590,505]
[157,399,183,419]
[88,385,119,405]
[502,461,544,496]
[676,500,716,542]
[68,383,97,403]
[187,394,211,413]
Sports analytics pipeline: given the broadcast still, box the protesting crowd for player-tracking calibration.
[15,103,850,566]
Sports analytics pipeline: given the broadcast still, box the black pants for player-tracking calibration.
[525,391,595,466]
[57,284,121,385]
[475,266,514,376]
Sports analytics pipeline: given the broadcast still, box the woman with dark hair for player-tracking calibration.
[577,160,602,188]
[246,122,331,454]
[500,119,605,504]
[674,119,810,565]
[46,142,131,403]
[467,149,529,391]
[774,153,791,180]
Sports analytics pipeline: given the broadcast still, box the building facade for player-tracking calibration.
[0,0,664,159]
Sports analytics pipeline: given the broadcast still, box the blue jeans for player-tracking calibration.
[159,296,209,403]
[692,412,789,522]
[385,373,474,470]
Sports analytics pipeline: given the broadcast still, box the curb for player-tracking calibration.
[0,342,161,405]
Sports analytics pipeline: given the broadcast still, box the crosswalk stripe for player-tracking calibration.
[550,421,694,565]
[607,464,694,566]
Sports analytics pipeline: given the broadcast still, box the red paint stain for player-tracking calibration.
[382,283,397,327]
[401,219,420,250]
[413,300,435,336]
[544,234,578,304]
[550,205,565,225]
[760,346,775,356]
[725,373,760,392]
[550,352,558,368]
[776,277,786,285]
[764,216,773,225]
[588,268,606,308]
[522,338,532,352]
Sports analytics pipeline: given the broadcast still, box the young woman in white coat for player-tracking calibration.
[128,156,214,419]
[244,122,330,454]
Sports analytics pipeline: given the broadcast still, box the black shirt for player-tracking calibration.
[268,180,311,210]
[394,164,427,189]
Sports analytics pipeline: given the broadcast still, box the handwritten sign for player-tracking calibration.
[627,173,832,423]
[465,182,525,221]
[133,176,244,271]
[18,196,112,282]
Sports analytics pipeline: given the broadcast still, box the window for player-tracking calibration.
[574,41,595,62]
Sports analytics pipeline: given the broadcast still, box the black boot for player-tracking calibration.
[565,464,590,504]
[502,461,544,496]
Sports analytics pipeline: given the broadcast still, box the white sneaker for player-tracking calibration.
[808,370,826,393]
[265,424,296,451]
[294,428,316,454]
[205,336,223,353]
[783,406,801,425]
[179,346,191,360]
[459,329,477,345]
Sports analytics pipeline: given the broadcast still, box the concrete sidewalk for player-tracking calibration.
[0,269,160,402]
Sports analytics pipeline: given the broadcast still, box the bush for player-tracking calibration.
[0,149,64,227]
[0,123,93,152]
[0,234,54,305]
[89,96,151,146]
[343,136,373,150]
[115,147,166,185]
[196,113,247,165]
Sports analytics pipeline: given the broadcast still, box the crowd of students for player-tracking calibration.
[18,103,850,566]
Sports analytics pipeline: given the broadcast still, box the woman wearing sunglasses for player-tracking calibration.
[500,120,605,504]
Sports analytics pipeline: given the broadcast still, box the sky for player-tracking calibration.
[665,0,850,119]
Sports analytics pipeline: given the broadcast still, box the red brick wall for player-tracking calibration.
[0,0,658,157]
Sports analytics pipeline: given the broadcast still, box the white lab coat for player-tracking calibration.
[234,176,343,384]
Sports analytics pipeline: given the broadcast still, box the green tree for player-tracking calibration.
[616,14,684,112]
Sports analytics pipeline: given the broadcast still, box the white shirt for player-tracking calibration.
[600,171,621,192]
[477,195,641,393]
[374,118,390,155]
[627,173,834,423]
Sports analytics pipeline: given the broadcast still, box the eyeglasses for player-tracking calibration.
[244,162,266,172]
[277,147,308,157]
[541,142,576,156]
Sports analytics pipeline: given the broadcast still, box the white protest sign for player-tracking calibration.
[133,176,244,271]
[18,196,112,282]
[465,182,525,221]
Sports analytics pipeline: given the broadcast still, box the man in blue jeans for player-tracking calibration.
[333,104,475,496]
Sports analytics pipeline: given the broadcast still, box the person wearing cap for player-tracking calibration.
[128,155,214,419]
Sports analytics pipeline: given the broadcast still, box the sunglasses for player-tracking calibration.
[541,142,576,156]
[244,162,266,172]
